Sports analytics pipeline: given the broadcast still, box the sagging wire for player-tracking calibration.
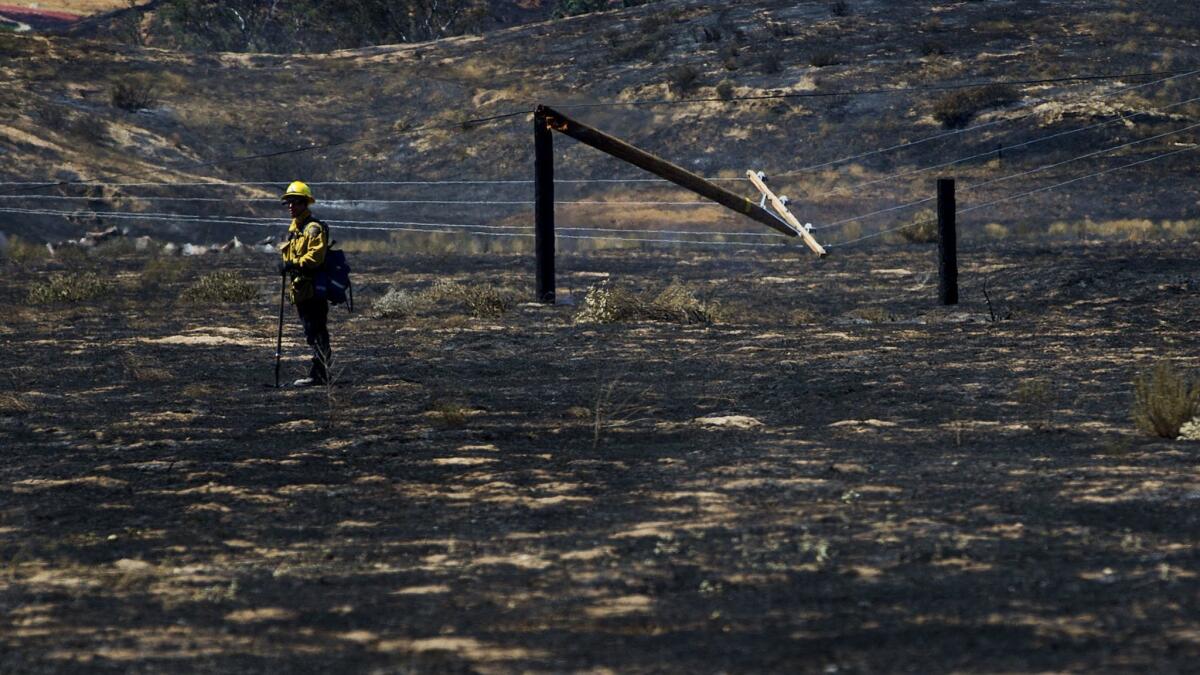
[827,143,1200,249]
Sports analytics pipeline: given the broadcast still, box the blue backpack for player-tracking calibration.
[311,222,353,310]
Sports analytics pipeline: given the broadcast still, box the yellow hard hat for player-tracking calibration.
[281,180,315,204]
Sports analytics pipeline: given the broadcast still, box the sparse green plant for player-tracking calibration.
[179,271,259,303]
[1132,361,1200,438]
[932,84,1019,129]
[1015,378,1056,431]
[27,272,112,304]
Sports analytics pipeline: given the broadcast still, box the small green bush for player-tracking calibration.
[27,272,112,304]
[179,271,259,303]
[932,84,1019,129]
[1132,361,1200,438]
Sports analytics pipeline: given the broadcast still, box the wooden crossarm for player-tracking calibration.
[745,170,828,257]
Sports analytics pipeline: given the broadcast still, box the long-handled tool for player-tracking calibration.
[273,271,286,388]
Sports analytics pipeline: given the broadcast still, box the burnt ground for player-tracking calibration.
[1,239,1199,673]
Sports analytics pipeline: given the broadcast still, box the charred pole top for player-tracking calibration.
[535,105,798,239]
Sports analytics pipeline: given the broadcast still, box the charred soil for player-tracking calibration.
[2,240,1198,672]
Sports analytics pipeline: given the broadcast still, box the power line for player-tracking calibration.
[828,143,1200,248]
[814,117,1200,232]
[0,205,780,239]
[0,194,724,207]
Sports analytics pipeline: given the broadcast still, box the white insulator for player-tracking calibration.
[779,196,790,206]
[756,171,767,182]
[803,223,813,233]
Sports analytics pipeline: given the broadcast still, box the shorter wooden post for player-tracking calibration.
[937,178,958,306]
[534,110,555,304]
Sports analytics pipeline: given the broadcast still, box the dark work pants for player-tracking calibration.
[296,297,331,382]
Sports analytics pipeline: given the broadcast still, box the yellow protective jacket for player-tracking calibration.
[280,210,328,303]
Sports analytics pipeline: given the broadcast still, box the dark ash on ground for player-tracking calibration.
[1,240,1198,672]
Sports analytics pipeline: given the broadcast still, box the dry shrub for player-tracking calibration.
[179,272,259,304]
[667,65,701,96]
[372,288,425,319]
[426,281,518,318]
[373,281,518,320]
[3,235,48,265]
[111,78,159,111]
[575,280,719,325]
[899,210,939,243]
[932,84,1019,128]
[0,392,32,414]
[27,273,112,304]
[140,257,191,286]
[716,79,736,100]
[1132,361,1200,439]
[69,114,109,144]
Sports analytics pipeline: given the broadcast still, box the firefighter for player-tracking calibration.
[277,180,332,387]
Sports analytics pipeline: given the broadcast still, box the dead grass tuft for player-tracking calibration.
[575,280,719,325]
[373,281,518,320]
[1015,378,1056,431]
[427,400,471,429]
[1132,361,1200,439]
[179,272,259,304]
[898,210,939,243]
[27,273,112,304]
